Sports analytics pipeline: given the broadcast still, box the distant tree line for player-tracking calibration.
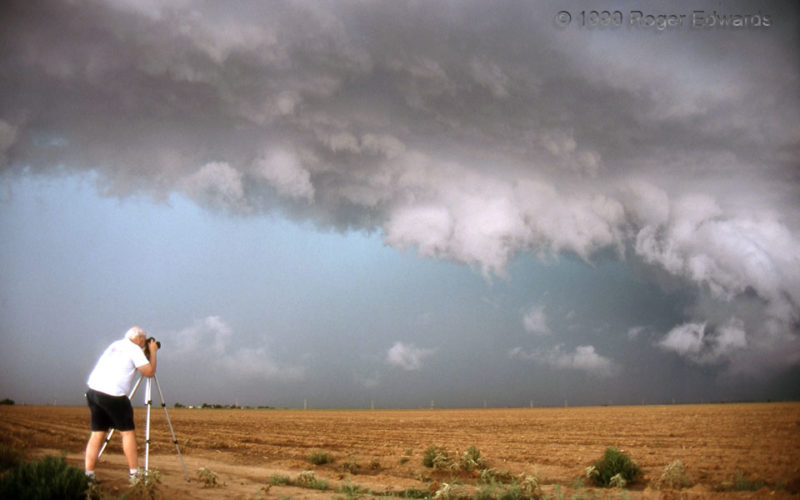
[171,402,273,409]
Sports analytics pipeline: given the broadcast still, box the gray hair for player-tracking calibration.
[125,326,146,340]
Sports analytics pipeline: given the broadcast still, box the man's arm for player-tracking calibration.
[138,339,158,377]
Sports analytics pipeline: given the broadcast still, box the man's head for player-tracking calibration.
[125,326,147,347]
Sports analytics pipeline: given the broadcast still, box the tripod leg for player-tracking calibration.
[152,375,190,481]
[97,375,144,459]
[144,377,152,472]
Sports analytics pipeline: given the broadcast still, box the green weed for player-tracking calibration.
[309,450,334,465]
[196,466,219,487]
[123,470,162,500]
[0,453,90,500]
[423,445,450,469]
[338,479,367,498]
[424,445,489,473]
[586,447,640,488]
[268,473,291,485]
[657,460,691,489]
[295,470,329,490]
[458,446,487,472]
[480,468,515,484]
[0,443,24,472]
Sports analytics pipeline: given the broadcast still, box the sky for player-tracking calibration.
[1,0,798,409]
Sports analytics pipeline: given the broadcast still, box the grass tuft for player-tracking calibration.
[423,445,449,469]
[268,473,291,485]
[308,450,334,466]
[295,470,329,490]
[123,469,162,500]
[196,467,219,487]
[338,479,366,497]
[423,445,490,473]
[458,446,487,472]
[657,460,691,489]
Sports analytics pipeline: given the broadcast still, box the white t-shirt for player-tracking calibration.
[87,338,150,396]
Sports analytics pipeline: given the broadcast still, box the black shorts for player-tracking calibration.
[86,389,135,432]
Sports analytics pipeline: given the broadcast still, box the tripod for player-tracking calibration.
[97,375,189,481]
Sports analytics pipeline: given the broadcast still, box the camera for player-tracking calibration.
[144,337,161,360]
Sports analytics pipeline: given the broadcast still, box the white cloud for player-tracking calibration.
[635,195,800,307]
[658,322,706,356]
[167,316,304,381]
[254,150,315,202]
[523,304,550,335]
[509,345,619,377]
[618,179,670,228]
[384,169,532,276]
[658,318,749,366]
[180,162,245,210]
[386,341,436,371]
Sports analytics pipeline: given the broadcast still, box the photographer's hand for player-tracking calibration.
[139,339,158,377]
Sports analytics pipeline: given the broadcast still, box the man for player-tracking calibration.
[84,326,159,482]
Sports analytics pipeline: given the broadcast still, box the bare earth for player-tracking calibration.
[2,403,799,499]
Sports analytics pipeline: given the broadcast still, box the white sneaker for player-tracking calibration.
[129,470,142,485]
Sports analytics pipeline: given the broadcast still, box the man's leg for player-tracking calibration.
[120,430,139,470]
[85,431,106,472]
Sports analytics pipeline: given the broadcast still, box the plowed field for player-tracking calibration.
[2,403,799,498]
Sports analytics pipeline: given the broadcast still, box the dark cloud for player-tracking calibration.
[1,0,798,378]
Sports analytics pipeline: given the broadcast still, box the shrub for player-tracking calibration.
[196,467,219,487]
[658,460,691,489]
[295,471,328,490]
[424,445,489,473]
[457,446,487,472]
[480,468,515,484]
[268,474,291,485]
[338,479,365,496]
[587,447,640,488]
[0,454,90,500]
[342,458,361,474]
[476,480,541,500]
[309,450,334,465]
[124,470,162,500]
[423,445,449,468]
[518,474,543,498]
[608,473,627,489]
[0,443,24,472]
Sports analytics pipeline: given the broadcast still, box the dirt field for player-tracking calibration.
[2,402,799,498]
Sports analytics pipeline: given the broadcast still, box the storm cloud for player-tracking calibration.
[1,0,798,390]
